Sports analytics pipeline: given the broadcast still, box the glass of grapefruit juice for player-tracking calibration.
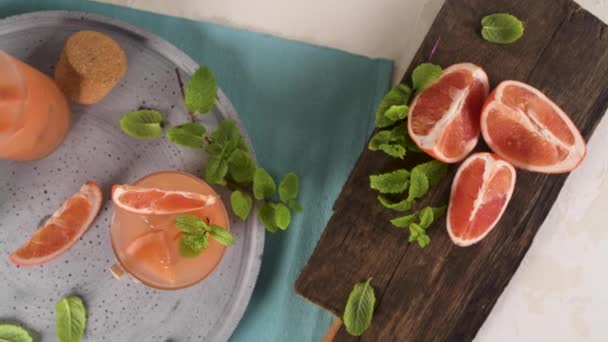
[110,170,230,290]
[0,50,70,161]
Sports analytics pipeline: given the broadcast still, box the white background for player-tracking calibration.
[100,0,608,340]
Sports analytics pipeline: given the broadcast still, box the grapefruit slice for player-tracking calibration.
[447,153,516,247]
[408,63,489,163]
[112,184,217,215]
[126,230,176,282]
[9,181,103,266]
[480,80,586,173]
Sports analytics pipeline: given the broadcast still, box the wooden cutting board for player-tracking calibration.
[295,0,608,341]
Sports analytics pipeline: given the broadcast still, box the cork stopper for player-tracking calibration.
[54,31,127,105]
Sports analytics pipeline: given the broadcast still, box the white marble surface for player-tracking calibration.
[99,0,608,340]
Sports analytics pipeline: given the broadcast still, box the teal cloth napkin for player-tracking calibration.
[0,1,392,340]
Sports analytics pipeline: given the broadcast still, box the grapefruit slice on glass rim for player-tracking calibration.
[408,63,489,163]
[112,184,217,215]
[480,80,586,173]
[447,153,516,247]
[9,181,103,266]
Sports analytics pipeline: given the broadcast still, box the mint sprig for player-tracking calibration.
[119,66,303,234]
[374,84,412,128]
[174,214,234,257]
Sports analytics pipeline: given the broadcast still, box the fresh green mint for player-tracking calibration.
[0,323,33,342]
[412,63,442,92]
[370,169,410,194]
[391,205,446,247]
[390,212,418,228]
[369,125,420,159]
[278,172,299,203]
[228,150,256,184]
[167,122,206,148]
[55,296,86,342]
[407,168,430,201]
[481,13,524,44]
[205,155,229,186]
[119,109,164,139]
[384,104,409,122]
[413,160,448,186]
[174,214,234,257]
[272,203,291,230]
[343,278,376,337]
[258,203,278,233]
[185,66,217,114]
[377,196,412,212]
[253,168,276,200]
[374,84,412,128]
[230,190,253,221]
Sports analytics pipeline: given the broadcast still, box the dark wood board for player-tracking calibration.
[295,0,608,341]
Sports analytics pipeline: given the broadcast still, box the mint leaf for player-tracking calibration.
[207,224,235,246]
[180,233,208,257]
[272,203,291,230]
[185,66,217,114]
[230,190,253,221]
[167,122,206,148]
[55,296,86,342]
[279,172,299,203]
[391,213,418,228]
[481,13,524,44]
[0,324,33,342]
[210,120,241,150]
[417,233,431,248]
[378,144,406,159]
[119,109,164,139]
[179,237,204,257]
[228,149,256,184]
[286,199,304,212]
[343,278,376,337]
[259,203,277,233]
[418,206,435,229]
[174,214,207,233]
[384,105,408,122]
[412,63,442,92]
[205,155,229,185]
[413,160,448,186]
[370,169,410,194]
[377,196,412,212]
[368,130,392,151]
[375,84,412,128]
[409,223,424,240]
[407,168,430,200]
[253,168,276,200]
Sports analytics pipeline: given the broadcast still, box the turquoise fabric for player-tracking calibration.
[0,1,392,340]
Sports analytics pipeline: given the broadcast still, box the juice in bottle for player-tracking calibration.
[0,50,70,161]
[110,171,230,290]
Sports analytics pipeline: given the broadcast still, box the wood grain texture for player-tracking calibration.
[295,0,608,341]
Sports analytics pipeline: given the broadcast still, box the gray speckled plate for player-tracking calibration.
[0,11,264,342]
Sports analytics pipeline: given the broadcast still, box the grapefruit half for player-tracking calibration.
[408,63,489,163]
[447,153,516,247]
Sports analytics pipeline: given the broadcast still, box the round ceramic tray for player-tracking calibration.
[0,11,264,342]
